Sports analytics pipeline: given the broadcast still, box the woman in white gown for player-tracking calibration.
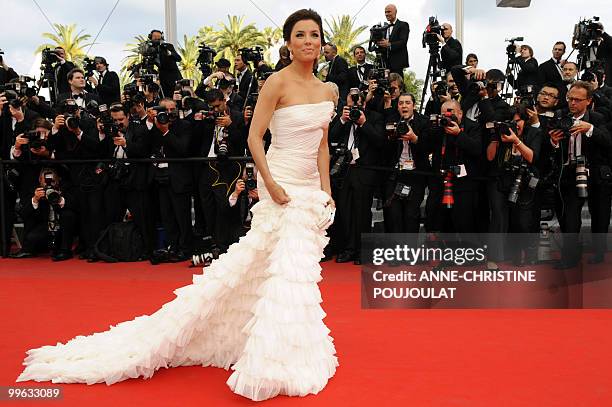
[17,9,339,402]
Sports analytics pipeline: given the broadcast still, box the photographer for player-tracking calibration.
[150,98,193,261]
[424,71,461,116]
[199,88,246,253]
[224,166,260,244]
[323,44,349,104]
[547,81,612,268]
[348,46,373,90]
[48,98,101,260]
[0,51,19,86]
[200,58,231,90]
[51,47,75,97]
[329,90,385,265]
[97,103,154,259]
[10,118,55,200]
[538,42,566,89]
[486,105,542,267]
[366,71,403,114]
[439,23,463,72]
[9,168,77,261]
[581,69,612,121]
[378,4,410,76]
[275,46,292,71]
[148,30,182,97]
[234,54,253,101]
[507,44,540,91]
[57,68,99,108]
[87,57,120,106]
[425,100,483,233]
[594,23,612,86]
[382,93,430,234]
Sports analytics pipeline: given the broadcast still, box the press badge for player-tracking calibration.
[400,159,414,171]
[457,164,467,177]
[351,147,360,162]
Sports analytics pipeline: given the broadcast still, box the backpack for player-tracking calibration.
[94,221,145,262]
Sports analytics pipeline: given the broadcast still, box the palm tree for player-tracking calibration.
[121,34,148,79]
[260,26,283,64]
[177,34,202,85]
[323,15,368,65]
[35,23,93,66]
[403,70,424,105]
[204,15,267,69]
[196,26,217,47]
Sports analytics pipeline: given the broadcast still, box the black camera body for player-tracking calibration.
[330,145,353,178]
[486,120,518,141]
[430,112,458,128]
[83,57,96,78]
[24,130,47,150]
[572,17,602,52]
[43,173,62,206]
[368,68,390,96]
[41,48,60,65]
[516,85,537,109]
[368,23,390,53]
[152,106,178,125]
[386,119,411,141]
[198,110,224,122]
[505,37,524,58]
[546,112,575,136]
[507,161,539,204]
[245,163,257,191]
[240,47,264,64]
[422,16,442,48]
[197,43,217,77]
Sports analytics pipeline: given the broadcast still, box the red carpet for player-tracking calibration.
[1,257,611,406]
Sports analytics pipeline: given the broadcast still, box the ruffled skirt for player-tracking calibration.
[16,188,338,402]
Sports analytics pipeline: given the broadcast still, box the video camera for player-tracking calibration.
[83,57,96,78]
[368,23,391,53]
[422,16,443,48]
[41,47,60,66]
[572,17,602,51]
[0,76,38,98]
[505,37,524,58]
[196,43,217,77]
[515,85,537,109]
[240,47,264,64]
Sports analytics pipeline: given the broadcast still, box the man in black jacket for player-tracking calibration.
[199,89,246,253]
[149,30,182,98]
[98,104,154,258]
[548,81,612,268]
[347,46,373,90]
[234,54,253,101]
[426,100,483,233]
[56,68,99,108]
[378,4,410,76]
[508,44,539,93]
[52,47,75,99]
[0,54,19,86]
[87,57,120,106]
[382,93,430,235]
[595,26,612,87]
[150,98,193,260]
[538,42,566,89]
[10,168,78,261]
[324,44,350,104]
[331,91,385,265]
[439,23,463,72]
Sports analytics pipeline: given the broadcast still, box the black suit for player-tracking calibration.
[381,110,431,234]
[348,63,373,90]
[151,119,193,253]
[54,61,75,98]
[538,58,564,88]
[384,20,410,75]
[510,57,540,90]
[236,69,253,101]
[596,33,612,87]
[0,67,18,86]
[157,43,182,97]
[441,37,463,73]
[326,55,350,102]
[551,109,612,263]
[94,70,121,106]
[56,91,99,106]
[329,109,385,257]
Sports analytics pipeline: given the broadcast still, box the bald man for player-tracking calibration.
[425,99,483,233]
[376,4,410,76]
[439,23,463,72]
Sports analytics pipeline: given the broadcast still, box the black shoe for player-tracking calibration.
[169,251,190,262]
[87,253,99,263]
[335,250,355,263]
[9,250,35,259]
[353,258,362,265]
[588,253,605,264]
[52,250,73,262]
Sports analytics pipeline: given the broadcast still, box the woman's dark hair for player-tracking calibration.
[465,53,478,64]
[510,105,529,122]
[283,9,326,45]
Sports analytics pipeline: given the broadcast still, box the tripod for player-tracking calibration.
[502,54,520,104]
[419,41,442,114]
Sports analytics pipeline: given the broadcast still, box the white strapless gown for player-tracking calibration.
[17,101,339,401]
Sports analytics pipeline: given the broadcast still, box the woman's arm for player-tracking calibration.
[247,74,290,204]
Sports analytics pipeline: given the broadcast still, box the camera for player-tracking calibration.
[196,43,217,77]
[348,88,362,122]
[0,76,38,98]
[59,102,81,129]
[41,47,60,65]
[368,22,391,53]
[330,145,353,178]
[486,120,518,141]
[152,106,178,125]
[386,119,411,141]
[368,68,390,96]
[245,163,257,191]
[516,85,537,109]
[83,57,96,78]
[507,162,539,204]
[546,111,575,135]
[505,37,524,57]
[97,104,120,138]
[433,80,448,97]
[43,172,62,206]
[422,16,443,48]
[572,17,602,54]
[239,47,264,64]
[246,92,259,110]
[24,130,46,150]
[430,111,458,128]
[197,109,224,121]
[575,155,588,198]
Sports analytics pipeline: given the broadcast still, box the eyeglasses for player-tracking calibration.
[566,96,588,103]
[538,91,558,99]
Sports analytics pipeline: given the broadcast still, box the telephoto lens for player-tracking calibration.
[575,156,589,198]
